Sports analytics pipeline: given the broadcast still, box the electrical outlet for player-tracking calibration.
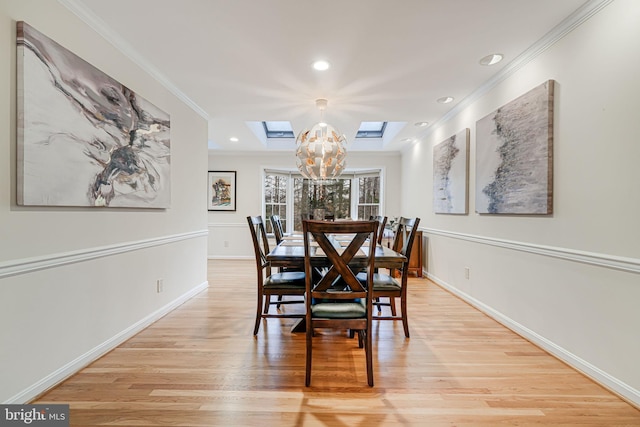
[157,279,164,293]
[464,267,470,279]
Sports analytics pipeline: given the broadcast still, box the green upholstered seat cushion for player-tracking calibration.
[264,271,305,289]
[311,299,366,318]
[356,272,401,291]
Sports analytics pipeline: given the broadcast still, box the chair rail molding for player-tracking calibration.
[423,228,640,275]
[0,230,209,279]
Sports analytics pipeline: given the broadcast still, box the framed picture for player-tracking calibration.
[433,128,469,214]
[208,171,236,211]
[475,80,554,214]
[17,21,171,208]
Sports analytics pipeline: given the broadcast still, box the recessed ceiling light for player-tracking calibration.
[437,96,454,104]
[401,138,413,142]
[414,122,429,127]
[479,53,504,66]
[229,137,239,142]
[312,60,330,71]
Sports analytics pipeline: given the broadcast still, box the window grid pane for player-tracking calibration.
[293,178,351,232]
[264,174,288,234]
[264,171,380,233]
[357,176,381,219]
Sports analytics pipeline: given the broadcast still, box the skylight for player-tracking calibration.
[356,121,387,138]
[263,121,294,138]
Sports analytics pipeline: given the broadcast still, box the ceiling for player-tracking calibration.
[66,0,591,153]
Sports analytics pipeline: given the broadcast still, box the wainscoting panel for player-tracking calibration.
[208,223,253,259]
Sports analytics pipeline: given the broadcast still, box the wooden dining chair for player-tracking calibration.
[269,215,304,309]
[358,216,420,338]
[302,219,378,386]
[270,215,286,245]
[247,216,306,335]
[369,215,388,245]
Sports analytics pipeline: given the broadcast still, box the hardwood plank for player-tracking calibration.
[32,259,640,426]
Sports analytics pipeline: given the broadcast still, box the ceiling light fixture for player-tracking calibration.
[295,98,347,180]
[479,53,504,66]
[437,96,454,104]
[414,122,429,127]
[229,137,239,142]
[312,60,330,71]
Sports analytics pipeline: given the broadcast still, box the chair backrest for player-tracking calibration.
[302,220,377,302]
[369,215,388,245]
[247,216,271,277]
[392,217,421,261]
[270,215,285,244]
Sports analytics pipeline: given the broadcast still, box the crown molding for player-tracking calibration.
[57,0,209,120]
[413,0,614,146]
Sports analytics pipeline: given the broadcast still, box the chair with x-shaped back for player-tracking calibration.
[302,219,378,386]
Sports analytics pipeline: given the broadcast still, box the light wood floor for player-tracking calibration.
[34,259,640,426]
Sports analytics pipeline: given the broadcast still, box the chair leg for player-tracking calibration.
[401,296,410,338]
[389,297,397,316]
[276,295,284,309]
[357,330,364,348]
[253,295,262,335]
[263,295,271,314]
[305,321,313,386]
[365,329,373,386]
[374,297,382,314]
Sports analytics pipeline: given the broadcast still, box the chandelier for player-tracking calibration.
[295,98,347,180]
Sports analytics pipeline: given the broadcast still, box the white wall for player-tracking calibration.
[402,0,640,405]
[0,0,209,403]
[207,151,401,258]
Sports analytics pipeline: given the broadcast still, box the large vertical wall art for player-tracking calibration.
[475,80,554,214]
[17,22,171,208]
[433,128,469,214]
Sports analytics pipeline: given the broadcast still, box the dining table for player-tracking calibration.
[267,234,407,269]
[266,234,407,332]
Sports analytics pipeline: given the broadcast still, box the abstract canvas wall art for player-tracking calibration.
[433,128,469,214]
[475,80,554,214]
[17,22,171,208]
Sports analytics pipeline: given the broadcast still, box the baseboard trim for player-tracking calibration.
[427,272,640,408]
[5,281,209,404]
[0,230,208,279]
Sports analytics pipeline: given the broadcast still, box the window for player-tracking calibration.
[262,121,295,138]
[264,173,288,233]
[263,170,382,233]
[292,178,351,232]
[355,121,387,138]
[357,175,380,219]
